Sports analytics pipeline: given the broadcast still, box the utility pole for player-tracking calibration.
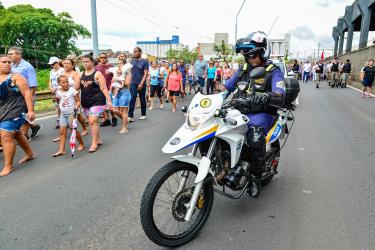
[235,0,247,45]
[317,43,320,61]
[91,0,99,58]
[267,17,280,36]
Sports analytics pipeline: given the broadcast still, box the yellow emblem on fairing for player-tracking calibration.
[200,98,211,108]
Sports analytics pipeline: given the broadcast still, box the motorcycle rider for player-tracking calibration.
[219,31,285,198]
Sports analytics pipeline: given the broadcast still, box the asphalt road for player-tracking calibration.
[1,81,375,250]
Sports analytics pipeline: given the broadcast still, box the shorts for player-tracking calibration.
[169,90,180,97]
[188,76,194,84]
[59,113,73,127]
[197,77,205,88]
[216,75,222,82]
[83,105,106,117]
[363,77,374,87]
[112,89,131,108]
[150,85,162,98]
[0,116,26,132]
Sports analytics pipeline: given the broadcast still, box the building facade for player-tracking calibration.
[197,33,233,60]
[269,33,291,58]
[136,35,188,59]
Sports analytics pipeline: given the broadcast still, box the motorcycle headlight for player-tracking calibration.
[187,112,213,128]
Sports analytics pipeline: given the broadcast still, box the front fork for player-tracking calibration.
[183,138,217,222]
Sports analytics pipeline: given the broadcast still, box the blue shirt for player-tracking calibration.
[207,66,217,79]
[149,68,160,86]
[194,59,208,78]
[224,63,285,132]
[11,59,38,88]
[131,59,149,86]
[178,65,186,83]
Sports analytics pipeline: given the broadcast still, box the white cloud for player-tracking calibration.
[2,0,355,58]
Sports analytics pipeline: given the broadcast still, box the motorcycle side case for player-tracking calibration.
[283,78,300,106]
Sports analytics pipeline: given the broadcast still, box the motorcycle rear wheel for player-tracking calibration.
[140,160,214,248]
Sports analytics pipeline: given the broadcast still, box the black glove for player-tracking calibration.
[250,93,270,105]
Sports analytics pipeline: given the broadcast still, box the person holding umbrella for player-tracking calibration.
[53,75,84,157]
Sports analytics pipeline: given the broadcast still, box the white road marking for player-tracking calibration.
[36,114,57,121]
[302,190,312,194]
[298,147,305,151]
[347,85,375,97]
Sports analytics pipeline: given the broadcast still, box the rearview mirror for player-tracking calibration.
[250,67,266,79]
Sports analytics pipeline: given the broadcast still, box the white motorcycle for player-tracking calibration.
[140,68,300,248]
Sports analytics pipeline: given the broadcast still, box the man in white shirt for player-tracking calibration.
[303,61,312,83]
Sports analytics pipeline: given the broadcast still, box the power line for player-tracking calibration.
[120,0,213,42]
[103,0,178,34]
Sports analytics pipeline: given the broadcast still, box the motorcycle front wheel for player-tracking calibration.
[140,160,214,248]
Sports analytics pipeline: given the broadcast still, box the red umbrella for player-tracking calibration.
[69,110,78,157]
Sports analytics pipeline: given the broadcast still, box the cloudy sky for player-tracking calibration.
[3,0,366,58]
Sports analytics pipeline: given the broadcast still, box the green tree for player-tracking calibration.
[166,47,198,64]
[0,4,90,67]
[214,40,233,62]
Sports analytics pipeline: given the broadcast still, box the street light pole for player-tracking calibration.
[91,0,99,58]
[267,17,280,36]
[235,0,247,45]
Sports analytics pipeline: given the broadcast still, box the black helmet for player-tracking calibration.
[235,31,269,60]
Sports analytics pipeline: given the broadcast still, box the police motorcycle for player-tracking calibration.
[140,66,300,248]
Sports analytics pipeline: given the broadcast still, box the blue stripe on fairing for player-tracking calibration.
[177,131,216,152]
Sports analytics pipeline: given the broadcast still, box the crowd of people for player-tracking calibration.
[1,44,374,177]
[290,57,375,96]
[0,46,242,177]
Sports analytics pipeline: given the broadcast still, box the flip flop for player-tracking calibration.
[53,152,65,158]
[52,137,60,142]
[88,147,97,153]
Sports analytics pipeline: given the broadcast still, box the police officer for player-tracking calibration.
[220,31,285,198]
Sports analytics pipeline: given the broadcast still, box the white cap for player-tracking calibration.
[141,54,148,59]
[48,56,61,65]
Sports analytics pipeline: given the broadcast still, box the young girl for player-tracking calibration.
[53,75,84,157]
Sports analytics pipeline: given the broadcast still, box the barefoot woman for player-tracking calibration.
[77,54,113,153]
[0,54,34,176]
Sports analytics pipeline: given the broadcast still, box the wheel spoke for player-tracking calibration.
[151,169,206,237]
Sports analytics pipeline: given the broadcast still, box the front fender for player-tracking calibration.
[172,155,214,184]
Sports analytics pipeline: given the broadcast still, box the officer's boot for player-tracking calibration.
[247,126,266,198]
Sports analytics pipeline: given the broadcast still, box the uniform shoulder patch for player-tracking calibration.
[276,81,286,91]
